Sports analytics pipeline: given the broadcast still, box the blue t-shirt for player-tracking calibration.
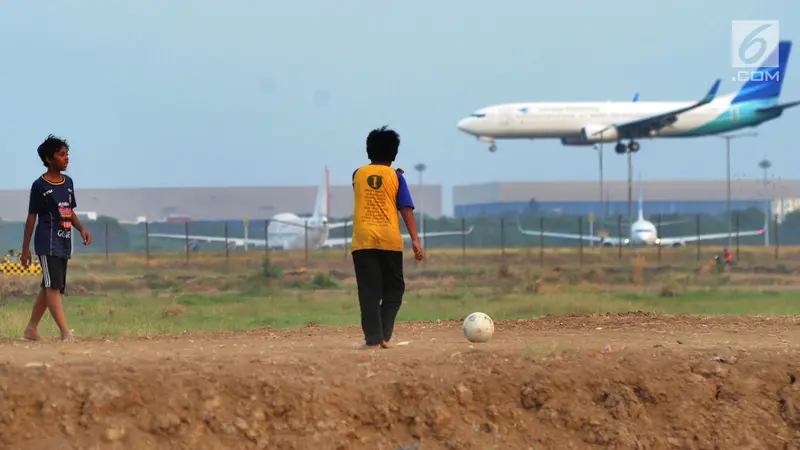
[28,175,77,259]
[352,166,415,210]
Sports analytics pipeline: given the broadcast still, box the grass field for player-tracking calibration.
[2,246,800,339]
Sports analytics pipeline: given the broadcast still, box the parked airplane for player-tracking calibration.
[148,166,473,250]
[516,186,765,247]
[457,41,796,154]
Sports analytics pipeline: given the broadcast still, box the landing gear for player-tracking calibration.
[614,140,640,154]
[489,144,497,152]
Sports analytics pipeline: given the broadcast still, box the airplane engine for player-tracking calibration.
[560,137,594,146]
[580,124,619,143]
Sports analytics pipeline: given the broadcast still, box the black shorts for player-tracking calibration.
[39,255,68,294]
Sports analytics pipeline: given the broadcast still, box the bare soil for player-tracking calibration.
[2,313,800,449]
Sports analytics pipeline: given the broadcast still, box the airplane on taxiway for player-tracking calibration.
[516,185,765,247]
[148,166,473,250]
[457,41,796,155]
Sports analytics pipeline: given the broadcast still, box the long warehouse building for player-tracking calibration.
[0,184,443,222]
[453,179,800,219]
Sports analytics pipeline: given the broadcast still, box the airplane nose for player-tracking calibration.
[457,117,474,134]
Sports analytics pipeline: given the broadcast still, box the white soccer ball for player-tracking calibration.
[462,312,494,343]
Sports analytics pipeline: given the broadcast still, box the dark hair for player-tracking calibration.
[366,125,400,162]
[37,134,69,167]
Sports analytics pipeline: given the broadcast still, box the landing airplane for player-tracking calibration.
[457,41,796,154]
[148,166,473,250]
[516,185,765,247]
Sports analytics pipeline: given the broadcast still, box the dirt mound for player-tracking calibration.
[1,316,799,449]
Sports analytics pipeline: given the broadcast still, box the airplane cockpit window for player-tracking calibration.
[471,113,486,118]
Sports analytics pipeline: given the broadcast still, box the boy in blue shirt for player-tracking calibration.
[20,135,92,342]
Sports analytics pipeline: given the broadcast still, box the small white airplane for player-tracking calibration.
[148,166,474,250]
[457,41,797,154]
[516,185,765,247]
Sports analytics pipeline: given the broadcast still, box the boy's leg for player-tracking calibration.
[378,250,405,344]
[39,255,73,341]
[24,288,47,341]
[352,250,383,347]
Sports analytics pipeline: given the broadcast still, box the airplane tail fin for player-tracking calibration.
[732,40,792,104]
[312,166,330,221]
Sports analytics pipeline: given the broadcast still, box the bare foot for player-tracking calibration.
[23,326,42,341]
[60,334,77,343]
[354,342,380,350]
[380,340,391,349]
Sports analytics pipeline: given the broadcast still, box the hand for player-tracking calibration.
[20,249,31,269]
[81,229,92,245]
[412,238,424,261]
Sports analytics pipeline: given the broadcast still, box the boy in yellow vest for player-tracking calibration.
[351,126,424,349]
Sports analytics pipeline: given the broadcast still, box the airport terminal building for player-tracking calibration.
[452,179,800,219]
[0,184,443,223]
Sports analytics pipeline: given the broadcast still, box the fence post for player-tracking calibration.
[735,213,740,263]
[264,219,269,256]
[539,217,544,267]
[224,222,229,264]
[500,218,505,262]
[104,221,109,263]
[617,214,622,260]
[695,215,700,261]
[656,215,662,266]
[578,216,583,266]
[461,217,466,262]
[304,220,309,266]
[145,221,150,267]
[344,221,349,259]
[185,221,190,264]
[774,214,779,260]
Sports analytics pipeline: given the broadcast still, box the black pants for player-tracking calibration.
[352,249,405,346]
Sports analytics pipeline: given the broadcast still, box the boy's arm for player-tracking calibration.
[395,171,419,241]
[22,214,36,253]
[399,207,419,241]
[72,213,85,233]
[23,183,42,252]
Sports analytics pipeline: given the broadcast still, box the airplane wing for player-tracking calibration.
[592,79,721,140]
[517,221,625,246]
[327,220,353,229]
[148,233,271,247]
[656,228,765,246]
[321,226,476,248]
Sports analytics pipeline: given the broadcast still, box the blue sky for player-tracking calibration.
[0,1,797,212]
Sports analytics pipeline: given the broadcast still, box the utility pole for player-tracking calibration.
[718,132,757,246]
[627,150,633,225]
[595,134,605,238]
[414,163,427,250]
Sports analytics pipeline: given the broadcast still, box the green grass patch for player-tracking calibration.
[1,288,799,339]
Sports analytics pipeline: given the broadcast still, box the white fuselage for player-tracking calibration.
[627,219,659,245]
[457,95,740,144]
[268,212,329,250]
